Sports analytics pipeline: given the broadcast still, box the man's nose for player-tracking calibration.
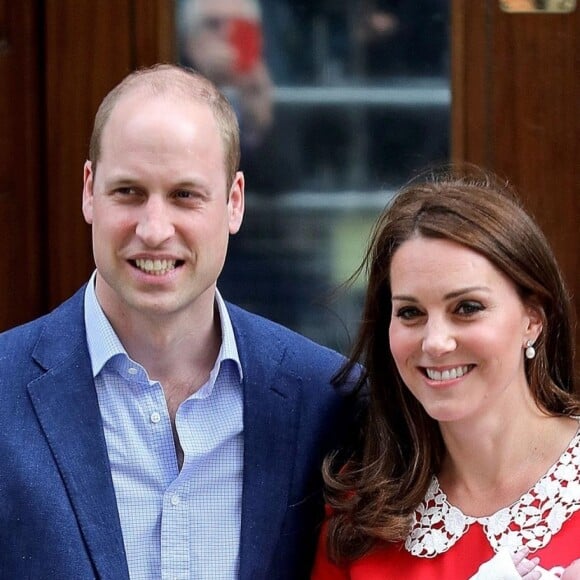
[135,198,175,247]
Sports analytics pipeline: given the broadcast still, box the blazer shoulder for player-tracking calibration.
[227,302,344,355]
[225,301,351,384]
[0,313,50,358]
[0,286,87,371]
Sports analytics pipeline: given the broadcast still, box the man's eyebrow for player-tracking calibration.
[104,176,210,192]
[103,173,138,185]
[173,179,207,189]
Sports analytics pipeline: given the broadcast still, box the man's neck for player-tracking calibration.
[96,288,222,390]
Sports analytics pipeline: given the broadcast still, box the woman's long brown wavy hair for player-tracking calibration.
[323,165,578,563]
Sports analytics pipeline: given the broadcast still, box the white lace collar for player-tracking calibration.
[405,426,580,558]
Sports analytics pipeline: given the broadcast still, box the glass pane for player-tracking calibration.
[176,0,450,352]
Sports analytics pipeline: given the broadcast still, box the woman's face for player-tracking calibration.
[388,236,541,425]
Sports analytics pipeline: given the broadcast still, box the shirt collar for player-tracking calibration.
[84,271,242,382]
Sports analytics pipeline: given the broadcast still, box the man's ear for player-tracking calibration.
[227,171,245,235]
[82,160,94,225]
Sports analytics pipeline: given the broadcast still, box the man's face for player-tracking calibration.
[82,90,244,323]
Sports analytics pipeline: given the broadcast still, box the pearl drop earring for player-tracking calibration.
[525,340,536,360]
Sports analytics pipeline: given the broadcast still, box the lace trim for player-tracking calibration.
[405,428,580,558]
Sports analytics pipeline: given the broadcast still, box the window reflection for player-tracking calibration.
[177,0,450,352]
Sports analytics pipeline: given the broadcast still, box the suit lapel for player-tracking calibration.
[27,289,129,580]
[229,305,302,580]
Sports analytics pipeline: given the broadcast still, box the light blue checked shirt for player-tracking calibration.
[84,274,244,580]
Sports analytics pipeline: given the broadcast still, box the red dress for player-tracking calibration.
[312,429,580,579]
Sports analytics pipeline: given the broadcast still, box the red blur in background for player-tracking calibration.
[228,18,262,74]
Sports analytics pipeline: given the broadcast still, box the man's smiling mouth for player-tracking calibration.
[132,258,183,276]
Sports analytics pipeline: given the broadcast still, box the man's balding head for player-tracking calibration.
[88,64,240,187]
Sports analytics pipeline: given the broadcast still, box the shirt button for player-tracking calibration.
[150,412,161,424]
[171,494,181,506]
[128,367,138,375]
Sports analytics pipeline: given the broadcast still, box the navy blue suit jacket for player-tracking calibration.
[0,287,356,579]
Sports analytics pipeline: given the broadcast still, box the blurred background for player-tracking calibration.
[1,0,577,360]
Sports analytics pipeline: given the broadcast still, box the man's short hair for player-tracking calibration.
[88,63,241,188]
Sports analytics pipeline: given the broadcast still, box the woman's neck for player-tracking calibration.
[437,411,578,517]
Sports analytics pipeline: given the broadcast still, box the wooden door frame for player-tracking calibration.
[0,1,44,329]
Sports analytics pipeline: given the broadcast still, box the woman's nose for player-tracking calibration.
[421,320,457,357]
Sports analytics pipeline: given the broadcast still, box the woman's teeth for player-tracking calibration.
[425,365,471,381]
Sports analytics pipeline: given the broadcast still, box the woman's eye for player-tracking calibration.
[456,301,484,316]
[395,306,423,320]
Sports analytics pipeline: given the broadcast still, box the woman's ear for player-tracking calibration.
[524,298,544,344]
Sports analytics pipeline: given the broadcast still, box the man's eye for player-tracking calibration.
[115,187,136,195]
[175,190,193,199]
[456,301,484,316]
